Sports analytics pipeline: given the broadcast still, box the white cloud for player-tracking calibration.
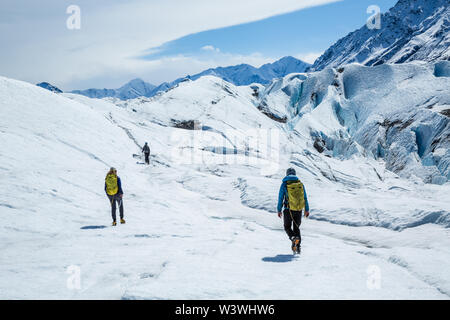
[201,45,220,52]
[295,52,323,64]
[67,51,277,90]
[0,0,341,89]
[83,52,275,89]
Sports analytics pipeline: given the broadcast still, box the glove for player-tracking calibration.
[304,211,310,218]
[278,212,282,218]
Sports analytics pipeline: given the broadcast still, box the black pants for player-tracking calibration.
[108,194,124,221]
[283,209,302,242]
[144,152,150,164]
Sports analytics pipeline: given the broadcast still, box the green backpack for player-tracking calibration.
[286,180,305,211]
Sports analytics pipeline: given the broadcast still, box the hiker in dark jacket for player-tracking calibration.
[105,167,125,226]
[142,142,150,165]
[277,168,310,253]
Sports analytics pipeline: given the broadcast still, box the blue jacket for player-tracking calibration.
[105,176,123,195]
[277,175,309,213]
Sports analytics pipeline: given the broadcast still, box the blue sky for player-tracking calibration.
[142,0,398,64]
[0,0,399,90]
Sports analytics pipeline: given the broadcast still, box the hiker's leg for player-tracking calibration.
[109,195,117,221]
[119,197,124,219]
[283,209,295,239]
[292,211,302,241]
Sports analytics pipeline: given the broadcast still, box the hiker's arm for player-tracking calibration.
[118,178,124,195]
[303,184,310,213]
[277,182,285,213]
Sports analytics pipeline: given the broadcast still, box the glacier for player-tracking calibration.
[256,62,450,184]
[1,58,449,299]
[287,62,450,184]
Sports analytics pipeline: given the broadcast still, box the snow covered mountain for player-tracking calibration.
[72,78,156,100]
[1,58,449,299]
[36,82,63,93]
[312,0,450,71]
[71,56,310,100]
[189,56,310,86]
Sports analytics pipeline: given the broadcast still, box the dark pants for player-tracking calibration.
[144,152,150,164]
[108,194,124,221]
[283,209,302,242]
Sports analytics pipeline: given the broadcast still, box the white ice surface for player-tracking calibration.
[0,75,449,299]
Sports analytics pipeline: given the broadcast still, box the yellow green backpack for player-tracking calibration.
[105,173,118,195]
[286,180,305,211]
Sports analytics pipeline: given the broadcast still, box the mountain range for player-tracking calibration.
[40,0,449,100]
[69,56,310,100]
[312,0,450,70]
[36,82,63,93]
[71,78,156,100]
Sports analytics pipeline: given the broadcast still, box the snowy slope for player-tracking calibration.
[312,0,450,70]
[1,73,450,299]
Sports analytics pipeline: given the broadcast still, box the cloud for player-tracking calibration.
[295,52,323,64]
[0,0,341,89]
[201,45,220,52]
[67,51,277,90]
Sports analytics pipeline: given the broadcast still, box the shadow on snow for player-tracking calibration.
[80,225,107,230]
[262,254,297,263]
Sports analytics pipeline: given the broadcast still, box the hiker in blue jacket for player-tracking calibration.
[277,168,310,253]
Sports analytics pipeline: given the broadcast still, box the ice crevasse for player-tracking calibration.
[266,61,450,184]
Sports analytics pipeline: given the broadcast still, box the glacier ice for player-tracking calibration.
[265,62,450,184]
[1,72,450,299]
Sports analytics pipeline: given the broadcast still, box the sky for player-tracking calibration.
[0,0,398,91]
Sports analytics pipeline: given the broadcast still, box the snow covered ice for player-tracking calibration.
[0,60,450,299]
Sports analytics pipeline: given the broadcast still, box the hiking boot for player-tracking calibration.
[297,244,301,254]
[112,221,117,226]
[292,237,300,254]
[120,219,126,224]
[291,237,297,252]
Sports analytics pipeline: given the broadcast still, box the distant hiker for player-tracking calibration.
[142,142,150,165]
[105,167,125,226]
[277,168,310,254]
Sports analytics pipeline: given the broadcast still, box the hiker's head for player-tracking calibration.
[107,167,117,176]
[286,168,296,176]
